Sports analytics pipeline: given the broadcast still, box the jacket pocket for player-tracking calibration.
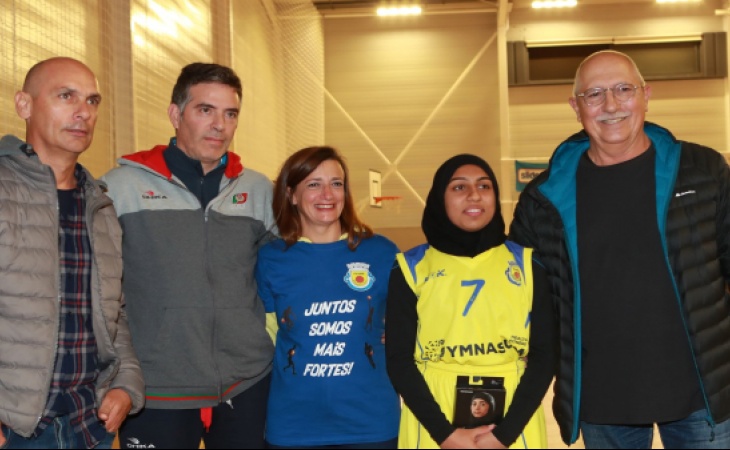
[214,306,273,383]
[141,307,215,389]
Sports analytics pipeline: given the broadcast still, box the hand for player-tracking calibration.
[475,430,507,449]
[441,426,495,449]
[97,388,132,433]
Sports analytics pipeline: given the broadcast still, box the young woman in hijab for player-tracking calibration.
[386,154,556,449]
[256,146,400,448]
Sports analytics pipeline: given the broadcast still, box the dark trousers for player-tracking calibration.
[119,374,270,449]
[581,409,730,449]
[0,417,115,449]
[266,438,398,449]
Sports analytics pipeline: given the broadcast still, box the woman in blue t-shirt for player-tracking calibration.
[255,146,400,448]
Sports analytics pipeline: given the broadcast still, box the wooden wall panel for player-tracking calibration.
[324,13,501,232]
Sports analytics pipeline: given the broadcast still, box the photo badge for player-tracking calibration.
[453,375,506,429]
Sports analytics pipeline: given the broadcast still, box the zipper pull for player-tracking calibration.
[226,399,234,409]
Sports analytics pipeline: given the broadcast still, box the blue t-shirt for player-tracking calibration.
[256,235,400,446]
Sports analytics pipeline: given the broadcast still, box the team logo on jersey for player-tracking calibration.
[421,339,445,362]
[344,262,374,292]
[506,261,523,286]
[232,193,248,205]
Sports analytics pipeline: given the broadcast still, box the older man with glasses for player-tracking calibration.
[509,50,730,449]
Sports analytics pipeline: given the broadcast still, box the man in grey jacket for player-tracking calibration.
[102,63,276,449]
[0,57,144,449]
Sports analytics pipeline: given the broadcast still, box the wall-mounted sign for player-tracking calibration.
[515,161,548,192]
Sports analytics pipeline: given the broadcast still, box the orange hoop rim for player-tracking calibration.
[373,196,402,203]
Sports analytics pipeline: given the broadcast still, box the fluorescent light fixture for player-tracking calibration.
[532,0,577,8]
[656,0,701,3]
[377,6,423,16]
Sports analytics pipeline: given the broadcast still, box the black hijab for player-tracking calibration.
[422,154,506,257]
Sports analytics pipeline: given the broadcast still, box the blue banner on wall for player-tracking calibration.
[515,161,548,192]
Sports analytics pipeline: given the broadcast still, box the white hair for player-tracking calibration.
[572,50,646,96]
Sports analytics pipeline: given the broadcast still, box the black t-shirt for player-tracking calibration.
[576,146,704,424]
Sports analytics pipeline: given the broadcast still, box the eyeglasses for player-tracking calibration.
[575,83,642,106]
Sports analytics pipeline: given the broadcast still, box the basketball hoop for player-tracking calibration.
[371,196,402,212]
[373,196,401,204]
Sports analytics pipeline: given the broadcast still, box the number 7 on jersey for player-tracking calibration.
[461,279,485,316]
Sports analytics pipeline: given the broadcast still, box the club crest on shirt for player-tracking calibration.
[232,192,248,205]
[506,261,523,286]
[344,262,374,292]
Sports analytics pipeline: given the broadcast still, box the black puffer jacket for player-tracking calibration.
[509,122,730,444]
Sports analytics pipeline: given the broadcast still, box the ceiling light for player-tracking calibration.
[532,0,577,8]
[377,6,423,16]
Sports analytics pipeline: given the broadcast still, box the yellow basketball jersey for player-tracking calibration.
[397,241,533,368]
[394,241,547,449]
